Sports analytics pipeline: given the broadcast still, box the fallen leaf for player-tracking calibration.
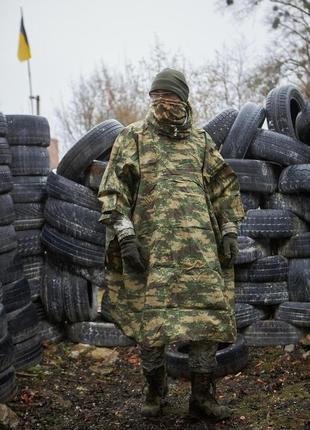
[127,354,140,367]
[88,347,119,363]
[90,364,114,376]
[20,390,35,404]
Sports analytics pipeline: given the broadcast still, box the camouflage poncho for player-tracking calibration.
[98,102,244,347]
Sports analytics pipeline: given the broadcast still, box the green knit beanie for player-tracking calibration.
[149,68,189,102]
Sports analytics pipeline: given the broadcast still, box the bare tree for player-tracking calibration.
[222,0,310,96]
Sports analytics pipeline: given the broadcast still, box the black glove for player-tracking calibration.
[119,235,146,272]
[223,233,239,266]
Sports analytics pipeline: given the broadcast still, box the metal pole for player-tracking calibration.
[36,95,40,115]
[27,59,34,114]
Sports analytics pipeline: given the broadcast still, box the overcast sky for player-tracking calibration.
[0,0,269,144]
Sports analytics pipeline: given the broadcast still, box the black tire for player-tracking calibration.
[0,193,15,225]
[10,146,49,176]
[278,232,310,258]
[41,259,65,323]
[3,278,31,313]
[14,334,42,370]
[235,255,288,283]
[38,320,64,343]
[235,303,266,329]
[44,197,105,246]
[57,119,124,181]
[66,320,135,347]
[6,114,50,146]
[235,236,270,265]
[239,209,308,239]
[7,302,39,343]
[262,192,310,224]
[84,160,108,191]
[64,278,98,323]
[278,164,310,194]
[296,102,310,144]
[32,299,47,321]
[42,257,98,323]
[165,334,249,379]
[0,249,18,272]
[46,172,100,211]
[0,256,23,285]
[0,113,8,137]
[0,366,16,403]
[0,165,13,194]
[288,258,310,302]
[203,108,239,149]
[0,305,8,340]
[41,224,105,267]
[0,138,12,165]
[0,225,17,253]
[221,102,265,158]
[0,334,15,373]
[241,320,302,346]
[21,255,44,299]
[266,85,305,138]
[14,202,44,230]
[235,281,288,305]
[11,175,47,203]
[16,229,43,257]
[275,302,310,327]
[249,129,310,166]
[240,192,261,212]
[226,159,280,193]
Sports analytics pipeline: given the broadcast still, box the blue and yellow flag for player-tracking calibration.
[17,16,31,61]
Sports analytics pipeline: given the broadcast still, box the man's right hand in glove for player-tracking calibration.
[119,235,146,272]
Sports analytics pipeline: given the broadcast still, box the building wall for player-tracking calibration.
[48,138,59,170]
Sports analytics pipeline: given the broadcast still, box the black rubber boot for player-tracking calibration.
[141,365,168,417]
[189,372,233,421]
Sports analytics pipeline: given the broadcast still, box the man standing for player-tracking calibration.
[98,68,244,421]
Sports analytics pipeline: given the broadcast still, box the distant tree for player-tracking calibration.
[222,0,310,97]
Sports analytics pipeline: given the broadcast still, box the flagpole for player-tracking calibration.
[27,59,34,114]
[20,7,34,115]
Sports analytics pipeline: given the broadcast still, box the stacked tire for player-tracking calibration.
[0,113,18,282]
[7,115,50,305]
[0,304,16,403]
[208,85,310,346]
[3,275,42,370]
[0,114,43,367]
[41,119,132,347]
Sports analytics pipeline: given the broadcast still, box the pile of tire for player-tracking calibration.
[40,119,134,347]
[0,113,44,404]
[204,84,310,346]
[0,304,16,403]
[7,115,50,304]
[6,115,55,345]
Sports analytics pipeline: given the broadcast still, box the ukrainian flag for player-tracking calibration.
[17,16,31,61]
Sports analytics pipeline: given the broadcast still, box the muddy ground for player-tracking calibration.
[7,341,310,430]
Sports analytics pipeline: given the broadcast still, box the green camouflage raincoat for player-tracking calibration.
[98,111,244,348]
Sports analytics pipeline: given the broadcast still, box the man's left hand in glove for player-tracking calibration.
[223,233,239,266]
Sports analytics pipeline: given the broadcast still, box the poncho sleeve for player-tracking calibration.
[97,127,140,224]
[203,135,245,236]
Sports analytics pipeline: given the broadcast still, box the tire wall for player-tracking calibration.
[219,85,310,347]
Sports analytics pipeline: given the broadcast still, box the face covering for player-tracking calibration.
[146,98,193,139]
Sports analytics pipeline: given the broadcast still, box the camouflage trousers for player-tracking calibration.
[140,341,218,374]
